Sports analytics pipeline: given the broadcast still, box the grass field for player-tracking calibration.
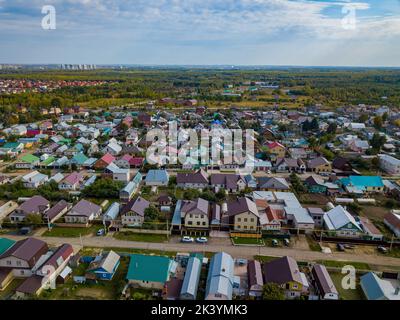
[316,260,371,271]
[330,273,365,300]
[114,231,169,243]
[231,237,265,246]
[42,225,102,238]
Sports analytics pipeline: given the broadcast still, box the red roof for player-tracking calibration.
[100,153,116,164]
[131,157,144,166]
[267,141,284,149]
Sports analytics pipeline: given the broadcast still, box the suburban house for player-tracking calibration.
[275,158,306,173]
[247,260,264,298]
[263,256,309,299]
[176,169,209,189]
[205,252,234,300]
[106,163,131,183]
[9,196,50,223]
[0,201,18,224]
[87,251,121,280]
[307,207,326,227]
[210,174,246,193]
[379,154,400,175]
[307,157,331,174]
[304,176,339,195]
[58,172,84,191]
[360,272,400,300]
[103,141,122,156]
[64,199,102,225]
[43,200,70,223]
[94,153,116,170]
[259,206,283,231]
[227,197,259,232]
[15,154,40,169]
[311,264,339,300]
[323,205,363,237]
[121,196,150,227]
[21,171,49,189]
[340,176,384,194]
[145,169,170,186]
[266,141,286,159]
[179,255,202,300]
[126,254,176,290]
[119,172,142,203]
[180,198,210,235]
[257,177,290,192]
[0,238,49,278]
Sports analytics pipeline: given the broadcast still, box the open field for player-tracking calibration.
[114,232,169,243]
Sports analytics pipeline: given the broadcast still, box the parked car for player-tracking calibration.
[181,236,194,243]
[195,237,208,243]
[272,239,279,247]
[283,238,290,246]
[337,243,345,252]
[96,229,105,236]
[344,244,355,249]
[377,246,388,254]
[19,226,32,235]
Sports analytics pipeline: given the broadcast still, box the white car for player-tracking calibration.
[181,236,194,243]
[196,237,208,244]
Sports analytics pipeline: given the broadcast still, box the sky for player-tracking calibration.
[0,0,400,66]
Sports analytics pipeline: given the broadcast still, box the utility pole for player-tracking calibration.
[390,234,394,252]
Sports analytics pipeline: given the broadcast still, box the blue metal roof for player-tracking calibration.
[342,176,384,188]
[180,256,201,299]
[145,170,169,183]
[360,272,385,300]
[205,252,234,300]
[172,200,182,226]
[103,202,120,221]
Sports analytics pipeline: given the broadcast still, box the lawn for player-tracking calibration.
[42,225,102,238]
[231,237,265,246]
[254,255,280,263]
[305,236,321,252]
[330,272,365,300]
[316,260,371,271]
[114,231,169,243]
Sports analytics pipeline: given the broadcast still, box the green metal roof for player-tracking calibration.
[41,156,55,166]
[126,254,172,283]
[0,238,16,255]
[20,154,40,164]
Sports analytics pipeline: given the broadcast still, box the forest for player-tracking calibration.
[1,67,400,124]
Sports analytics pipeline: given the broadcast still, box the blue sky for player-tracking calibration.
[0,0,399,66]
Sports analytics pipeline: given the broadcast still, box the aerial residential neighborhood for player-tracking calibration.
[0,0,400,310]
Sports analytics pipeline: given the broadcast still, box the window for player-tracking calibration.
[188,221,193,225]
[197,221,200,226]
[250,218,254,222]
[6,260,11,266]
[237,218,241,222]
[244,218,248,222]
[202,222,206,226]
[16,261,22,266]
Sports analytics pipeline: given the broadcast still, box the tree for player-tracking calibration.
[358,114,368,123]
[25,214,43,225]
[144,206,160,222]
[370,133,386,151]
[374,116,383,130]
[262,283,285,300]
[82,178,124,198]
[326,123,337,134]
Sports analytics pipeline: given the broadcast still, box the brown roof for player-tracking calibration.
[0,238,48,268]
[121,197,150,217]
[248,260,264,288]
[312,264,338,297]
[227,197,258,217]
[16,275,43,295]
[164,278,183,300]
[43,200,69,221]
[177,169,209,185]
[263,256,302,285]
[307,157,330,169]
[210,174,240,190]
[17,196,50,215]
[40,244,73,271]
[384,212,400,230]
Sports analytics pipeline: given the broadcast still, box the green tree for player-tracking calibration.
[144,206,160,222]
[262,283,285,300]
[374,116,383,130]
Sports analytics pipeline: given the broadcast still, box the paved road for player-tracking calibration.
[4,234,400,269]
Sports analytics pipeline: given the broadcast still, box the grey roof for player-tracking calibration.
[307,157,330,169]
[88,250,120,274]
[103,202,120,221]
[210,174,241,189]
[121,197,150,217]
[180,256,201,299]
[68,199,101,217]
[205,252,234,300]
[145,170,169,183]
[257,177,289,190]
[323,205,362,231]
